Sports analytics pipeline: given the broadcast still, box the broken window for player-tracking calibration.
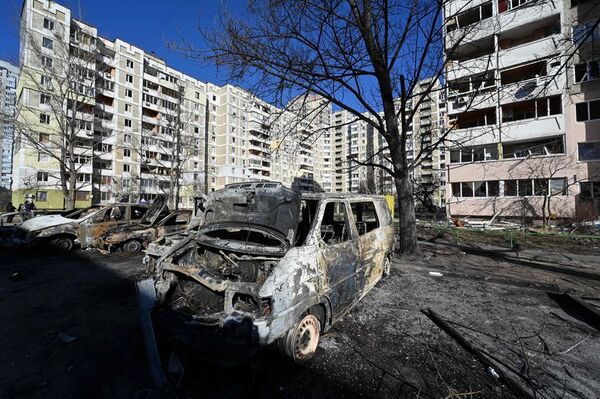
[575,60,600,83]
[295,200,319,246]
[320,201,351,245]
[131,206,147,221]
[350,201,380,235]
[474,181,487,197]
[503,136,565,158]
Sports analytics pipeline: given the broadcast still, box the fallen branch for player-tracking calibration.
[421,308,536,399]
[558,333,592,355]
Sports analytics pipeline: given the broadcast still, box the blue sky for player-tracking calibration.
[0,0,239,87]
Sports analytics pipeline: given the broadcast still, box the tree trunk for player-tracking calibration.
[394,171,418,254]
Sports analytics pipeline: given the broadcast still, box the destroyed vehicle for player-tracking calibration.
[100,211,191,253]
[143,196,208,263]
[17,203,150,252]
[139,182,394,365]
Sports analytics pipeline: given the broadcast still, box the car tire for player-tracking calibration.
[50,236,74,252]
[383,256,391,277]
[277,314,321,364]
[123,240,143,253]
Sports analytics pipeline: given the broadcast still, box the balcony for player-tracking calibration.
[498,35,561,69]
[447,54,497,81]
[448,89,498,114]
[501,114,564,142]
[142,115,159,125]
[498,0,560,34]
[95,103,114,114]
[498,75,565,105]
[447,124,499,146]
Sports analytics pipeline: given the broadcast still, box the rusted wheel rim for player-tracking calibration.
[293,315,320,361]
[124,240,142,253]
[54,237,73,251]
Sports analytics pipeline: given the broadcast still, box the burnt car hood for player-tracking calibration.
[195,222,289,257]
[202,182,300,242]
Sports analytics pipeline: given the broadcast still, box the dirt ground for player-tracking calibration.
[0,240,599,398]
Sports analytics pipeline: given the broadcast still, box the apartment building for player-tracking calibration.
[13,0,338,210]
[327,79,446,209]
[0,60,18,192]
[13,0,215,209]
[444,0,600,221]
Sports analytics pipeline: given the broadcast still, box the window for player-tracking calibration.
[579,142,600,161]
[350,201,380,235]
[39,133,50,143]
[36,191,48,201]
[38,151,49,162]
[125,104,132,112]
[40,94,51,104]
[124,134,132,143]
[43,18,54,30]
[131,206,147,220]
[461,182,474,197]
[41,56,53,68]
[320,201,351,244]
[126,59,134,68]
[40,113,50,124]
[125,89,132,98]
[504,180,518,196]
[447,2,493,32]
[75,191,90,201]
[37,171,48,181]
[126,74,133,83]
[576,99,600,121]
[124,119,132,128]
[123,148,131,157]
[518,179,533,196]
[575,60,600,83]
[474,181,487,197]
[573,20,600,45]
[488,181,500,196]
[550,178,567,195]
[40,75,52,86]
[502,96,561,122]
[42,37,53,50]
[123,164,130,172]
[580,181,600,199]
[503,136,564,158]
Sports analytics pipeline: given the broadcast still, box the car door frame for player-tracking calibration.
[77,205,130,248]
[314,198,361,320]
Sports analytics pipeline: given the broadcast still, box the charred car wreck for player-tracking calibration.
[139,181,394,370]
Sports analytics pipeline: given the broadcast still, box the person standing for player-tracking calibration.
[21,195,37,220]
[5,202,16,223]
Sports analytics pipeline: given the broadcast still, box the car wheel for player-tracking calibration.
[123,240,143,253]
[278,314,321,364]
[50,236,74,252]
[383,256,391,277]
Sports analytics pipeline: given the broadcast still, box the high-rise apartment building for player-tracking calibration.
[327,78,447,208]
[444,0,600,221]
[0,60,18,191]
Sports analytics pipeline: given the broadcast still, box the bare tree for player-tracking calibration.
[180,0,466,253]
[14,20,112,209]
[136,84,193,209]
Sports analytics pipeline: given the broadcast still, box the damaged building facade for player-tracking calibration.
[444,0,600,221]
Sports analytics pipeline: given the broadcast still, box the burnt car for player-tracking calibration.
[100,210,191,254]
[17,203,149,251]
[138,181,394,368]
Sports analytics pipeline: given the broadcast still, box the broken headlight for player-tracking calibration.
[232,293,271,317]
